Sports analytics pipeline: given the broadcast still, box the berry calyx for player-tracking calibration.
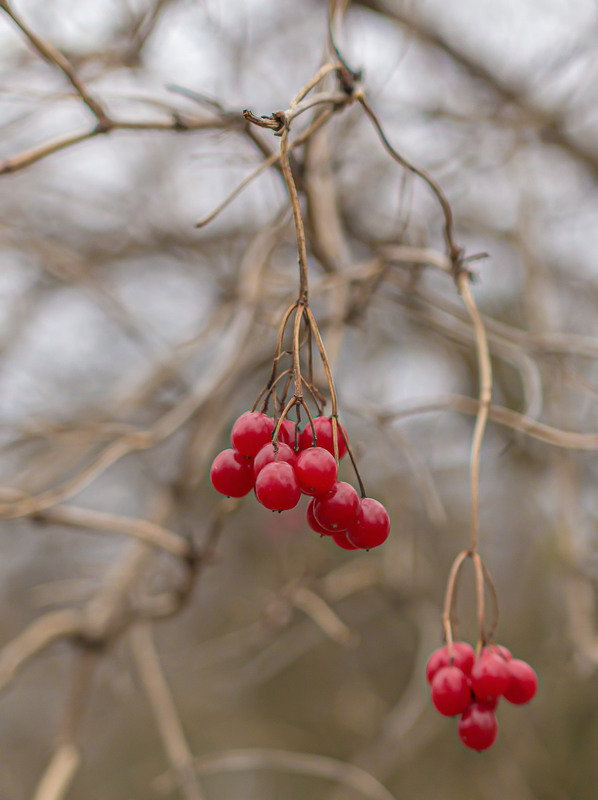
[299,417,349,459]
[294,447,338,496]
[313,481,360,532]
[255,461,301,510]
[471,650,511,702]
[331,529,359,550]
[231,411,276,457]
[346,498,390,549]
[430,666,472,716]
[253,442,296,478]
[210,449,254,497]
[503,659,538,705]
[458,703,498,751]
[306,498,332,535]
[425,642,476,684]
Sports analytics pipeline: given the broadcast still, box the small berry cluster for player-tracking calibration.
[426,641,538,751]
[210,411,390,550]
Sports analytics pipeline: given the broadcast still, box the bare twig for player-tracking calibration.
[131,622,205,800]
[0,0,111,127]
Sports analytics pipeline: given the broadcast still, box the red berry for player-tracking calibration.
[210,449,254,497]
[294,447,338,495]
[278,418,297,448]
[306,498,332,535]
[253,442,296,478]
[346,498,390,549]
[471,651,510,702]
[255,461,301,510]
[503,659,538,705]
[299,417,349,459]
[430,666,472,716]
[458,704,498,751]
[313,481,360,532]
[331,530,359,550]
[425,642,475,684]
[231,412,275,457]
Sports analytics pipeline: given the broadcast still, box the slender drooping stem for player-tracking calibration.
[458,273,493,554]
[280,128,309,302]
[442,549,469,653]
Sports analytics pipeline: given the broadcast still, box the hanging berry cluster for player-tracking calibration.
[210,408,390,550]
[209,97,389,551]
[424,275,539,751]
[426,640,538,751]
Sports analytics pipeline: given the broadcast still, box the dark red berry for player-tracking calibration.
[278,418,297,448]
[299,417,349,459]
[430,666,472,716]
[255,461,301,511]
[346,498,390,549]
[255,461,301,510]
[425,642,476,684]
[331,530,359,550]
[231,412,275,457]
[210,449,254,497]
[503,659,538,705]
[313,481,360,532]
[471,651,510,702]
[458,704,498,751]
[253,442,296,478]
[306,498,332,535]
[294,447,338,495]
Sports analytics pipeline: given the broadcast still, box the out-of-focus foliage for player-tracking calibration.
[1,1,598,799]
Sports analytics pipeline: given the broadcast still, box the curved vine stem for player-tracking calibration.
[458,273,493,554]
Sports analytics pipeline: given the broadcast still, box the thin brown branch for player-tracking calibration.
[384,393,598,450]
[195,109,333,228]
[38,504,191,558]
[0,610,83,692]
[193,748,397,800]
[358,94,461,264]
[131,622,205,800]
[32,744,79,800]
[0,1,111,127]
[457,274,492,553]
[356,0,598,180]
[0,114,235,176]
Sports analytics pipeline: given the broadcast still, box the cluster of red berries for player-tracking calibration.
[426,641,538,751]
[210,411,390,550]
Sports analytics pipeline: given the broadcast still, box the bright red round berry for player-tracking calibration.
[210,449,254,497]
[306,498,332,535]
[253,442,296,478]
[299,417,349,459]
[346,498,390,549]
[458,703,498,751]
[255,461,301,510]
[313,481,360,532]
[278,418,297,448]
[503,659,538,705]
[331,529,359,550]
[471,651,510,702]
[294,447,338,496]
[430,666,472,716]
[425,642,476,684]
[231,412,276,457]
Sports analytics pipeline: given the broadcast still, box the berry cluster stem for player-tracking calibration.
[458,272,493,555]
